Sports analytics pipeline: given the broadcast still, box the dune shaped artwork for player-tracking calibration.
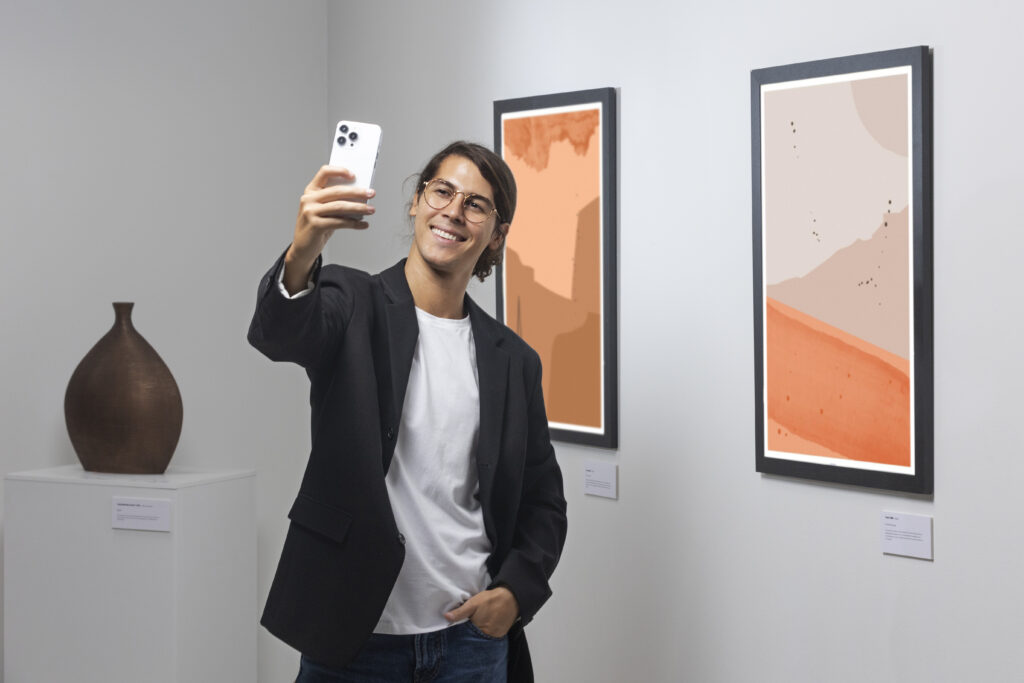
[752,47,933,493]
[494,88,618,448]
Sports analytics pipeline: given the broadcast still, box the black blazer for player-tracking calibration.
[248,254,567,680]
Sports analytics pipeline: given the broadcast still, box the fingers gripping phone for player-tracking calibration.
[328,120,382,190]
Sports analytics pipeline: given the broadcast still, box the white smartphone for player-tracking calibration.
[327,120,382,190]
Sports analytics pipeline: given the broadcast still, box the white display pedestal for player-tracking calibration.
[4,464,257,682]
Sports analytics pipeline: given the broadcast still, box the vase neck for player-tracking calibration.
[112,302,135,329]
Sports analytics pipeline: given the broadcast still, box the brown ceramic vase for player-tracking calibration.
[64,302,183,474]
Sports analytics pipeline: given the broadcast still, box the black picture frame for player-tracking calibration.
[752,47,933,493]
[494,88,618,449]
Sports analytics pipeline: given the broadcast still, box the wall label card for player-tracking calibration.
[584,460,618,499]
[112,497,172,532]
[880,510,932,560]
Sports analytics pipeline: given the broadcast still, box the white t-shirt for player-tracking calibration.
[373,307,493,634]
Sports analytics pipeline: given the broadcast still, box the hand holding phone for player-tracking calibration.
[284,121,382,293]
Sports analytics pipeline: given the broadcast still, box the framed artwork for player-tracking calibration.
[751,47,933,493]
[494,88,618,448]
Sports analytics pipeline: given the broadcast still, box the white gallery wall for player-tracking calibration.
[325,2,1024,682]
[3,1,1024,682]
[0,1,328,680]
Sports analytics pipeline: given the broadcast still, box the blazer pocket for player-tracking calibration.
[288,493,353,544]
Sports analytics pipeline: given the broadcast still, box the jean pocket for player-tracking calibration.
[299,654,345,679]
[465,620,507,641]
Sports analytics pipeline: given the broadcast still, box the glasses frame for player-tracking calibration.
[420,179,500,224]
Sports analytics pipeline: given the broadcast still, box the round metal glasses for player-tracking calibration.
[421,179,499,224]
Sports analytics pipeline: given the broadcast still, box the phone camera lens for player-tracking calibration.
[339,124,349,134]
[337,136,345,146]
[349,131,358,141]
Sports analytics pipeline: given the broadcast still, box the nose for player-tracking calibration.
[443,191,467,222]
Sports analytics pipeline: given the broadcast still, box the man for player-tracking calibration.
[249,141,567,682]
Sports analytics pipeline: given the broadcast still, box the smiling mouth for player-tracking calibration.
[430,226,466,243]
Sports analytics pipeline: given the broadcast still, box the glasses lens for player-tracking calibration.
[424,180,453,210]
[463,196,495,223]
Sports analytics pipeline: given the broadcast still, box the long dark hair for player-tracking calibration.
[413,141,517,281]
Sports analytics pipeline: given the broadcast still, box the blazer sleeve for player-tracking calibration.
[492,353,568,625]
[246,249,354,370]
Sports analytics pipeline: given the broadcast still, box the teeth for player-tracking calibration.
[431,227,463,242]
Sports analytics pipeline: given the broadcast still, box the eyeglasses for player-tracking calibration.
[421,179,499,224]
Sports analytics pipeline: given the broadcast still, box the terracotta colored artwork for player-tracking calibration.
[752,47,933,493]
[494,89,617,448]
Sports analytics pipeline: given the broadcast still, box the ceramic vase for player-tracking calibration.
[64,302,183,474]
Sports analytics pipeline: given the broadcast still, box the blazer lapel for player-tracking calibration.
[380,261,418,473]
[467,295,508,525]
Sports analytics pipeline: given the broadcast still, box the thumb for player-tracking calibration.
[444,596,479,623]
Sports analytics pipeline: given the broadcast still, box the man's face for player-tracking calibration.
[409,155,504,279]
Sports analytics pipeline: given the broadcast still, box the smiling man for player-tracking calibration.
[249,141,567,683]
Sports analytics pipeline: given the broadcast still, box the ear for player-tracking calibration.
[489,222,510,250]
[409,193,419,217]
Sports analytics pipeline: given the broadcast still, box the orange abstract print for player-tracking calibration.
[503,109,602,429]
[762,73,913,468]
[766,298,910,466]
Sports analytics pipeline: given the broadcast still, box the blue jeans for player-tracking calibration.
[296,621,508,683]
